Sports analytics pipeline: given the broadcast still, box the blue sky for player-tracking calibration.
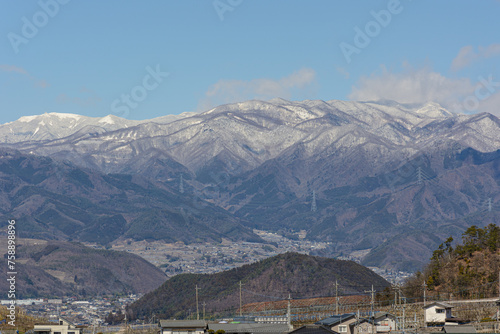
[1,0,500,124]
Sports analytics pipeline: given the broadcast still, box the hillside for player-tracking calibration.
[404,223,500,300]
[1,99,500,271]
[127,252,390,320]
[0,238,167,298]
[0,149,261,245]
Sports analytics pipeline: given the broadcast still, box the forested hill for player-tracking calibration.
[127,252,390,320]
[404,223,500,300]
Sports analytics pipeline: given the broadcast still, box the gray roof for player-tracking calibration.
[442,325,476,333]
[424,302,454,309]
[288,325,339,334]
[208,323,290,334]
[159,320,207,328]
[315,314,356,327]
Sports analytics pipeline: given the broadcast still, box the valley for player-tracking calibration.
[1,99,499,273]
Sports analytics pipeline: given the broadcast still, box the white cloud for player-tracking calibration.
[198,68,316,112]
[0,64,49,88]
[451,44,500,71]
[348,64,500,116]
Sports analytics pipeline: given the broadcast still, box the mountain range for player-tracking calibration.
[1,99,499,271]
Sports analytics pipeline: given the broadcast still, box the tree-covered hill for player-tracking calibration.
[127,252,390,320]
[404,223,500,300]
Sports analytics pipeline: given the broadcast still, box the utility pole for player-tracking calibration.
[287,294,292,331]
[334,280,340,315]
[180,175,184,193]
[239,281,243,317]
[423,281,427,307]
[365,285,375,334]
[489,198,493,212]
[203,302,206,320]
[195,285,201,320]
[402,297,406,334]
[497,271,500,333]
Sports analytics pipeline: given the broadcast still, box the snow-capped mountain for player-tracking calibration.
[2,99,499,174]
[0,111,197,144]
[1,99,499,271]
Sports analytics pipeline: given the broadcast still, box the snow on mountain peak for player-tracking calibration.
[46,112,83,120]
[98,115,117,125]
[17,112,83,123]
[414,102,453,118]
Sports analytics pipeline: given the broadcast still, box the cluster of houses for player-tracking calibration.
[32,302,476,334]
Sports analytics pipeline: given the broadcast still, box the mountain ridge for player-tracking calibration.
[1,99,499,271]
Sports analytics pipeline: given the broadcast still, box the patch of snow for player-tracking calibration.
[47,112,83,120]
[18,115,40,122]
[99,115,115,125]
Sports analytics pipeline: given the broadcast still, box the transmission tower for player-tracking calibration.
[417,167,423,185]
[311,190,317,212]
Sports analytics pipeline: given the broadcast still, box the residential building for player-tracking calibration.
[371,313,396,332]
[316,313,396,334]
[158,320,207,334]
[33,318,83,334]
[424,302,453,326]
[315,314,358,334]
[288,325,339,334]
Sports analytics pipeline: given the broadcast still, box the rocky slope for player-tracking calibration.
[0,149,261,245]
[1,99,499,271]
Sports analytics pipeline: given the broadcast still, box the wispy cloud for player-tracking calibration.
[348,63,500,116]
[56,87,102,107]
[349,63,472,105]
[0,64,28,75]
[336,66,350,80]
[0,64,49,88]
[198,68,316,112]
[451,44,500,71]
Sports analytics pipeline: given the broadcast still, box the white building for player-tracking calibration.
[424,302,453,326]
[33,318,83,334]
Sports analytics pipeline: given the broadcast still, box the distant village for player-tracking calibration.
[88,230,412,284]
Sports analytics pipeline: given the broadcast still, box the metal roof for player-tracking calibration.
[442,325,476,333]
[208,323,290,334]
[424,302,454,309]
[159,320,207,328]
[315,314,356,326]
[289,325,339,334]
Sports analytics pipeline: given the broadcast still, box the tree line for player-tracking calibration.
[403,223,500,300]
